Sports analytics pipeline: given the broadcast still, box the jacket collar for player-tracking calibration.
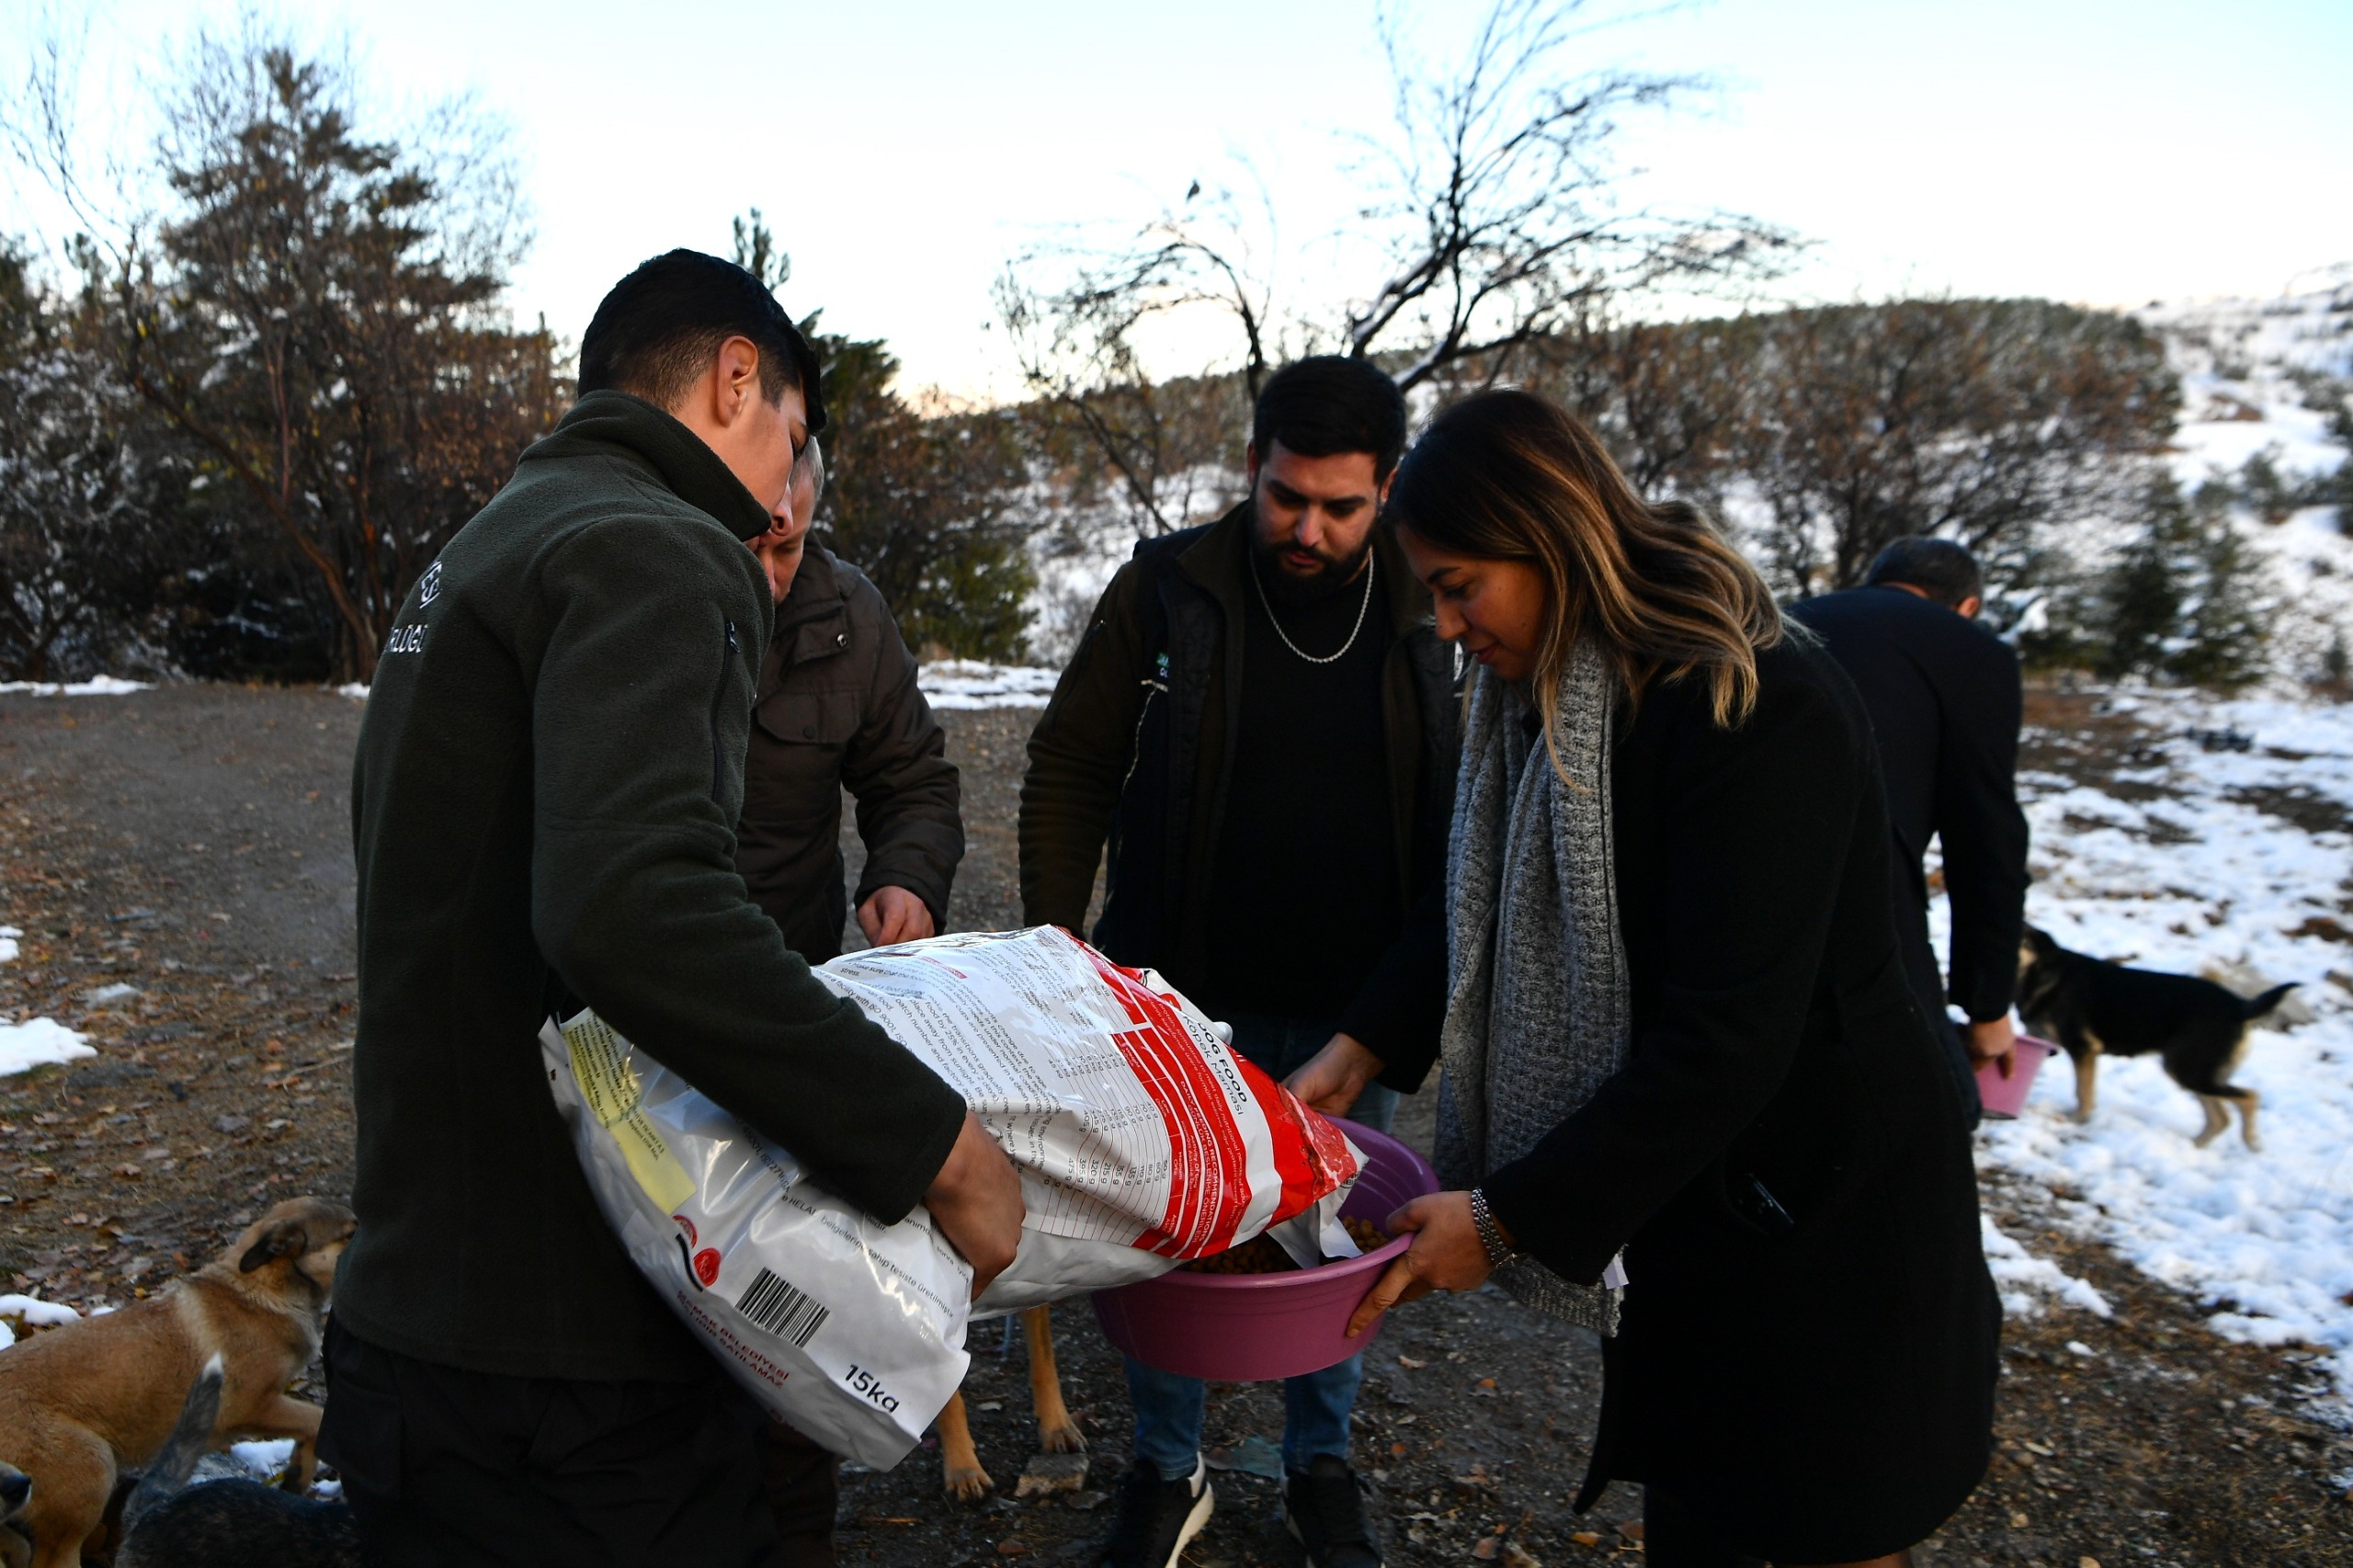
[775,542,847,631]
[1180,497,1432,636]
[521,391,773,542]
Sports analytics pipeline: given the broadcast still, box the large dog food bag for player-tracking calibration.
[541,925,1360,1468]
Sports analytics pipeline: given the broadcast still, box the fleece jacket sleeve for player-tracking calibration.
[527,512,966,1224]
[1018,562,1154,931]
[1478,676,1862,1286]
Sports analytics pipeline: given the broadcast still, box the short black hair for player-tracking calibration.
[1252,356,1408,482]
[578,249,826,433]
[1864,536,1984,607]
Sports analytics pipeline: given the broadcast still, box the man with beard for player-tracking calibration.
[1021,357,1459,1568]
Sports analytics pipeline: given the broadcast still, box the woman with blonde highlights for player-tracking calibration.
[1292,391,1997,1566]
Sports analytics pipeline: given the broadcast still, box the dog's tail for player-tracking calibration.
[2243,982,2300,1021]
[122,1351,224,1536]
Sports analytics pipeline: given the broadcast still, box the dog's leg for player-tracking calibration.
[1023,1305,1086,1455]
[20,1430,113,1568]
[2236,1087,2263,1153]
[937,1391,992,1503]
[2194,1095,2231,1148]
[231,1394,324,1490]
[2072,1044,2101,1125]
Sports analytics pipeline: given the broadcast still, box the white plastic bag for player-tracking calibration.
[542,926,1358,1469]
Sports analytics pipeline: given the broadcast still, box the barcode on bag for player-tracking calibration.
[735,1267,830,1347]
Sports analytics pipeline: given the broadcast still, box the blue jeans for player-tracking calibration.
[1127,1015,1399,1480]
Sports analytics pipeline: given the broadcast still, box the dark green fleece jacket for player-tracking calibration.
[341,392,967,1381]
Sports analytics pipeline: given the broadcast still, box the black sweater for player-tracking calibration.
[343,392,967,1381]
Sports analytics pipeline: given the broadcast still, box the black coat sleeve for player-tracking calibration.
[843,586,964,929]
[528,517,966,1224]
[1479,676,1864,1286]
[1935,643,2029,1021]
[1335,883,1448,1090]
[1018,563,1153,930]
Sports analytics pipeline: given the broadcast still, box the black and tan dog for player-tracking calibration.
[2017,926,2297,1151]
[0,1197,354,1568]
[110,1354,360,1568]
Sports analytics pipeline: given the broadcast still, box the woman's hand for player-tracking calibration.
[1284,1032,1385,1118]
[1346,1190,1498,1337]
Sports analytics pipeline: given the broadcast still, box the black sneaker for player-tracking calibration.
[1097,1456,1213,1568]
[1283,1455,1382,1568]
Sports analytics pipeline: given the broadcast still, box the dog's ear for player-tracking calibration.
[239,1219,307,1274]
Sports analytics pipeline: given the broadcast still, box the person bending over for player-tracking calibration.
[330,250,1019,1567]
[1788,537,2029,1121]
[1291,391,1998,1568]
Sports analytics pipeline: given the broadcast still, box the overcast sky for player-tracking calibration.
[8,0,2349,401]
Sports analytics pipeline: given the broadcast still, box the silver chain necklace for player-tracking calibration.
[1249,546,1378,665]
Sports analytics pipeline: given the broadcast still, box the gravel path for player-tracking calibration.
[0,687,2347,1566]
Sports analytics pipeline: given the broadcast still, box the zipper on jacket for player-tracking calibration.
[709,619,740,802]
[1120,652,1171,796]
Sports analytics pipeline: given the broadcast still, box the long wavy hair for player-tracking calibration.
[1385,389,1780,739]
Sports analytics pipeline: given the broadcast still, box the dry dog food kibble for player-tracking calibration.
[1181,1214,1391,1274]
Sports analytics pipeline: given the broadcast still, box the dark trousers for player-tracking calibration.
[319,1320,784,1567]
[759,1418,841,1568]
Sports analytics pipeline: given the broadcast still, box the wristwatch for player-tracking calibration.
[1469,1188,1517,1269]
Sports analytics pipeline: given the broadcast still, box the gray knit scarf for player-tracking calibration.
[1433,638,1630,1335]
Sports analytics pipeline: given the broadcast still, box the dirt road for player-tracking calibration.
[0,687,2347,1566]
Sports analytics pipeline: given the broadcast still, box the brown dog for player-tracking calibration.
[935,1304,1085,1501]
[0,1197,355,1568]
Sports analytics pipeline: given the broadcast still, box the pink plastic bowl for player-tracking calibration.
[1091,1123,1441,1381]
[1976,1033,2057,1119]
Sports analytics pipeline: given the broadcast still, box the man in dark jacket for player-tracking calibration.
[1021,358,1458,1568]
[740,439,962,1565]
[1788,537,2029,1119]
[739,435,961,960]
[328,251,1019,1566]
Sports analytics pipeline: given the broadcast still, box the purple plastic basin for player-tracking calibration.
[1976,1033,2057,1120]
[1091,1123,1441,1381]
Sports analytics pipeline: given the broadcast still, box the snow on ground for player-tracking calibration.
[0,1017,94,1077]
[0,676,151,697]
[0,923,94,1076]
[917,660,1061,710]
[1953,685,2353,1415]
[0,1290,82,1349]
[1980,1214,2112,1321]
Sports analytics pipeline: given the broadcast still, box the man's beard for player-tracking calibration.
[1251,532,1374,608]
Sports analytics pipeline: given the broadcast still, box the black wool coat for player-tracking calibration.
[1347,632,1999,1562]
[1787,585,2029,1036]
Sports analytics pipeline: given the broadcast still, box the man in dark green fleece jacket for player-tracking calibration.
[324,251,1019,1567]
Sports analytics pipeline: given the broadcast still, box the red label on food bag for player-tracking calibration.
[1240,1058,1358,1225]
[1083,949,1349,1259]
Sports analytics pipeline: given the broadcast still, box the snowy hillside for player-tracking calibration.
[2134,273,2353,689]
[1939,685,2353,1426]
